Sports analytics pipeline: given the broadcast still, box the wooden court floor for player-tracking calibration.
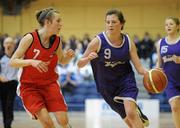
[0,111,174,128]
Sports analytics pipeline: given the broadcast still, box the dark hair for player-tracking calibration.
[36,7,59,27]
[166,16,180,32]
[106,9,126,30]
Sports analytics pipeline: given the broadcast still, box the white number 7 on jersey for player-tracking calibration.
[33,49,40,59]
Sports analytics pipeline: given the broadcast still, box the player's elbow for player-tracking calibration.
[9,59,16,67]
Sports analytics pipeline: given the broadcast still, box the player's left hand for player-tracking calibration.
[65,49,75,58]
[172,55,180,64]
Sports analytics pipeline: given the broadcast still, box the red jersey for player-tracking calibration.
[19,30,60,85]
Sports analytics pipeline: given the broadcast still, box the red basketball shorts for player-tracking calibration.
[18,81,67,118]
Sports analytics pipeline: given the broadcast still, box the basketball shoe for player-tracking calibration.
[137,106,149,127]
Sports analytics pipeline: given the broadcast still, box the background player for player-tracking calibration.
[0,37,18,128]
[9,7,74,128]
[77,9,149,128]
[156,16,180,128]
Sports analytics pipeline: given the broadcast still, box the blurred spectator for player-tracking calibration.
[150,33,162,68]
[67,35,79,51]
[133,34,141,57]
[61,71,77,95]
[0,37,18,128]
[0,33,4,59]
[79,63,94,83]
[140,32,155,69]
[0,33,9,59]
[81,33,91,53]
[60,35,67,50]
[14,33,22,48]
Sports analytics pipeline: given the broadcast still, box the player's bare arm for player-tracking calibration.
[10,34,49,73]
[77,37,99,68]
[156,40,163,68]
[56,41,75,65]
[10,34,33,68]
[130,40,147,75]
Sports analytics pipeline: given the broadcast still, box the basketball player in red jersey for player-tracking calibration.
[9,7,74,128]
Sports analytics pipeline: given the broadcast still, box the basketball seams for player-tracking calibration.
[153,69,165,92]
[157,69,168,88]
[156,71,164,91]
[143,73,153,92]
[154,69,168,92]
[149,69,160,93]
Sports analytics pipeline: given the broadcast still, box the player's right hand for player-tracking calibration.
[0,76,8,83]
[87,52,98,61]
[31,60,50,73]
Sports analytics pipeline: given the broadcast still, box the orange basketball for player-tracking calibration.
[143,68,168,93]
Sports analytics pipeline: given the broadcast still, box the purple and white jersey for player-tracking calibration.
[160,37,180,87]
[91,32,135,91]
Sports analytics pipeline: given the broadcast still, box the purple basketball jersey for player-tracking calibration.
[160,37,180,100]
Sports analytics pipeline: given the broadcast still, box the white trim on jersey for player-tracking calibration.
[157,39,162,46]
[56,80,68,107]
[103,31,125,48]
[113,96,136,104]
[126,34,131,52]
[96,35,102,53]
[165,36,180,45]
[16,68,23,96]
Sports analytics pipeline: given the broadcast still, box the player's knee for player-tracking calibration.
[57,116,69,127]
[42,118,54,128]
[125,110,137,120]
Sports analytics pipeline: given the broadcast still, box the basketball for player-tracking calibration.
[143,68,168,93]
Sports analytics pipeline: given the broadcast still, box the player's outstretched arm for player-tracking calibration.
[130,40,148,75]
[10,34,34,68]
[77,37,99,68]
[156,40,163,68]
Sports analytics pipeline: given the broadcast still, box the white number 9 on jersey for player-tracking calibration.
[104,48,111,59]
